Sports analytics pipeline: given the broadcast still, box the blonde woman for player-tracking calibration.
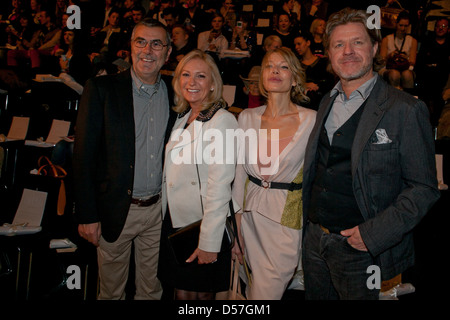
[158,49,238,300]
[232,47,316,299]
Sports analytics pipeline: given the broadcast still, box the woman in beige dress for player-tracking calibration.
[232,47,316,299]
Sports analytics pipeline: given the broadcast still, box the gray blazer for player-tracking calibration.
[302,75,440,280]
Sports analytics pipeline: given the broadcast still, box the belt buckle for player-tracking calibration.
[261,180,271,189]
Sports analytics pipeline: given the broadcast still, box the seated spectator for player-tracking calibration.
[416,17,450,126]
[302,0,329,30]
[54,0,68,28]
[379,11,418,91]
[219,0,237,39]
[53,28,93,93]
[4,0,26,28]
[178,0,211,39]
[222,13,257,84]
[277,0,301,30]
[309,18,326,57]
[234,65,265,109]
[152,0,173,25]
[266,12,296,51]
[7,7,61,76]
[229,13,257,55]
[197,13,228,59]
[89,6,126,70]
[29,0,43,25]
[294,31,335,110]
[164,24,195,72]
[252,34,282,67]
[437,74,450,140]
[122,4,146,35]
[162,7,179,31]
[5,12,38,49]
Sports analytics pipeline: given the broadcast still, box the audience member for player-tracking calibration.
[5,11,38,49]
[222,13,257,84]
[294,31,335,110]
[162,7,179,31]
[437,74,450,139]
[302,0,329,30]
[234,65,264,109]
[153,0,173,25]
[179,0,211,39]
[252,34,282,67]
[122,5,146,34]
[5,0,26,28]
[278,0,300,26]
[164,24,195,72]
[53,28,92,92]
[158,49,237,300]
[229,13,257,54]
[7,7,61,75]
[29,0,43,25]
[54,0,68,28]
[232,47,315,299]
[379,11,418,90]
[267,13,296,51]
[416,17,450,125]
[219,0,237,39]
[89,6,126,69]
[197,13,228,59]
[309,18,326,57]
[121,0,139,21]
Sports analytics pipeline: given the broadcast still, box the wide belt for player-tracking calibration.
[248,175,302,191]
[131,193,160,207]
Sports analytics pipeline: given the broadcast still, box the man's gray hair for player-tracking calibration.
[131,18,172,47]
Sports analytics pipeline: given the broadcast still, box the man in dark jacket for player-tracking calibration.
[302,8,440,300]
[73,19,175,300]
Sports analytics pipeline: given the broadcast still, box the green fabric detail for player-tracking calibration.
[280,167,303,230]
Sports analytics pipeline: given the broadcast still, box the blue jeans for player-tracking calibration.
[302,223,380,300]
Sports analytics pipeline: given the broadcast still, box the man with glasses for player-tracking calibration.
[73,19,175,300]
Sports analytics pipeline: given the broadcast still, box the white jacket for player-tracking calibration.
[162,107,238,252]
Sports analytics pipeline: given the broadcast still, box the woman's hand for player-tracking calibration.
[186,248,218,264]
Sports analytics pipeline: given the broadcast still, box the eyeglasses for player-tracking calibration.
[133,38,169,50]
[437,24,449,29]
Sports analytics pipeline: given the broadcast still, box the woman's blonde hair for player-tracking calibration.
[259,47,309,105]
[172,49,224,113]
[263,35,282,51]
[309,18,326,35]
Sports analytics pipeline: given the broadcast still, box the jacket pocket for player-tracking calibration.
[364,141,399,175]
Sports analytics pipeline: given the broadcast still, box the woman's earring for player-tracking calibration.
[210,87,214,91]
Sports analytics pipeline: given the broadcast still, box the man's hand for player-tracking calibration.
[340,226,368,252]
[78,222,101,246]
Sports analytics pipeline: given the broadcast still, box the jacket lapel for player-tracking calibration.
[304,92,337,174]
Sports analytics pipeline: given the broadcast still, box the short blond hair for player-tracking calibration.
[259,47,309,105]
[172,49,224,113]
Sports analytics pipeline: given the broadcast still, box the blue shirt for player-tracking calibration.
[131,68,169,198]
